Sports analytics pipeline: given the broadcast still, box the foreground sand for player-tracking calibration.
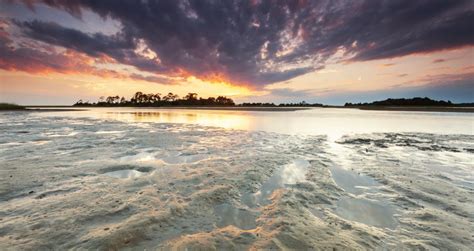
[0,113,473,250]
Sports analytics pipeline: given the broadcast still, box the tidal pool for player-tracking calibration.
[328,165,398,229]
[103,169,148,179]
[213,203,257,230]
[242,158,310,207]
[335,196,398,229]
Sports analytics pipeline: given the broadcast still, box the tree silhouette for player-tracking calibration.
[163,92,179,102]
[344,97,456,107]
[74,91,236,107]
[184,93,198,100]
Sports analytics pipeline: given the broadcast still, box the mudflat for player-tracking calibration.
[1,110,472,250]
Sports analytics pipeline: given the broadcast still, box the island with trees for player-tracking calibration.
[344,97,473,112]
[73,92,323,108]
[0,103,25,110]
[240,101,324,107]
[70,94,473,112]
[73,92,235,107]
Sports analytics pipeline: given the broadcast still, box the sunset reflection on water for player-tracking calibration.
[102,110,252,129]
[34,107,473,141]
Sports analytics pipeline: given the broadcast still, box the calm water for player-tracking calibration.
[34,107,473,139]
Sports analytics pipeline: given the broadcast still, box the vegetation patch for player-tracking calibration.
[0,103,25,110]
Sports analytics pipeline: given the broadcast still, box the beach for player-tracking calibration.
[0,108,473,250]
[2,0,473,249]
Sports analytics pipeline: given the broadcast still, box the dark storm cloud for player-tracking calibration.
[16,20,133,57]
[0,19,173,83]
[349,5,474,60]
[14,19,172,74]
[7,0,474,87]
[0,19,91,74]
[0,40,107,75]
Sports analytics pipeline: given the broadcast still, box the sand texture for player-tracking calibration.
[1,113,473,250]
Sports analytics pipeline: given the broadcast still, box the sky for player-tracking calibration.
[0,0,473,105]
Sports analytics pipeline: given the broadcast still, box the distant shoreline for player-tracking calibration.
[127,106,311,111]
[353,106,474,113]
[16,105,474,113]
[0,108,86,112]
[23,106,310,112]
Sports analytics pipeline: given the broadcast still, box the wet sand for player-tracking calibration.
[0,113,473,250]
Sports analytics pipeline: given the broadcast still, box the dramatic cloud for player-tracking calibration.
[0,22,176,84]
[17,20,133,57]
[433,59,446,63]
[347,1,474,60]
[3,0,474,88]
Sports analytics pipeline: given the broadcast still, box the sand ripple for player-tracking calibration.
[0,114,472,250]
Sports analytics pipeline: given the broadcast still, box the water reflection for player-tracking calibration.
[213,203,257,230]
[103,111,251,130]
[335,196,398,229]
[329,166,379,195]
[328,165,398,229]
[131,112,198,123]
[103,169,147,179]
[161,152,210,164]
[34,107,473,138]
[243,158,310,207]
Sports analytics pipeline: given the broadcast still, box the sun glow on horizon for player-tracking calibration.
[183,76,254,97]
[0,69,258,105]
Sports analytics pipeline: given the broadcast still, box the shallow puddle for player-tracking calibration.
[103,169,147,179]
[328,165,398,229]
[161,153,209,164]
[335,196,398,229]
[214,203,257,230]
[243,158,310,207]
[329,166,379,195]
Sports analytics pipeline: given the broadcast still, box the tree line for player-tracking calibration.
[239,101,323,107]
[344,97,463,107]
[74,92,235,107]
[75,94,469,108]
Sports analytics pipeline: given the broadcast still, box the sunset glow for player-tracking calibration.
[1,1,474,250]
[0,1,472,104]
